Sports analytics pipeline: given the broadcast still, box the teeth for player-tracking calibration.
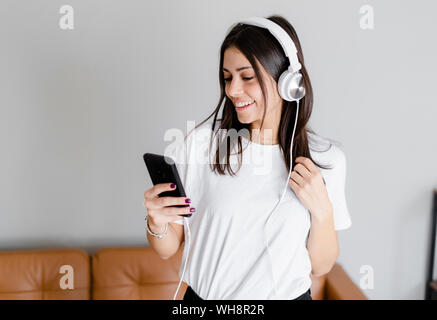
[236,100,254,107]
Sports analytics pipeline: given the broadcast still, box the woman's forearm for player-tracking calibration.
[306,209,339,277]
[147,221,182,260]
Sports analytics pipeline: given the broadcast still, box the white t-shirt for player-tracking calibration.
[165,119,351,300]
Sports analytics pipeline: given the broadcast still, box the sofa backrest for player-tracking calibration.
[0,248,90,299]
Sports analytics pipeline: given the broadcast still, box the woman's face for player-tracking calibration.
[223,46,283,129]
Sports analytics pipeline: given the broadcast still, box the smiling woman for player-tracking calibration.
[164,14,352,301]
[192,15,333,176]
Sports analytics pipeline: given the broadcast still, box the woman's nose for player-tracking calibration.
[228,79,244,97]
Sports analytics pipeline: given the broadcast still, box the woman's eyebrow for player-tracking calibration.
[222,66,252,72]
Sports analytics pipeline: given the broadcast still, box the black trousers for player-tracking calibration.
[183,285,312,300]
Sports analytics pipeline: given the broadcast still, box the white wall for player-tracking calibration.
[0,0,436,300]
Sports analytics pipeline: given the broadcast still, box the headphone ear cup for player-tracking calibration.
[278,71,306,102]
[278,71,293,101]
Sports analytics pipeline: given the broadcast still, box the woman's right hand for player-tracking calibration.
[143,183,195,228]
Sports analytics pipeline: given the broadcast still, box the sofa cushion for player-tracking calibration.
[0,248,90,300]
[91,246,186,300]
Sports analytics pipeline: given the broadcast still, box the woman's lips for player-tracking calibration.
[235,101,255,111]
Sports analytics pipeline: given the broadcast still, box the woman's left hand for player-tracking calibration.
[288,156,333,220]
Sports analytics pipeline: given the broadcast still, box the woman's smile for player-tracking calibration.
[235,101,255,111]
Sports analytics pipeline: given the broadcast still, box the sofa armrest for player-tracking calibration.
[325,264,368,300]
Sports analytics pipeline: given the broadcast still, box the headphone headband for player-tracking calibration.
[238,17,302,73]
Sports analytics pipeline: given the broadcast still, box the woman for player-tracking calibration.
[144,15,352,300]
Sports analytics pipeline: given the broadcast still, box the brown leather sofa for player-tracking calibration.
[0,246,367,300]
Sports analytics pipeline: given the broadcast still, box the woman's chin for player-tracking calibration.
[235,103,257,123]
[236,115,253,124]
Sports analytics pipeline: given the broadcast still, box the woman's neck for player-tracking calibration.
[249,127,279,145]
[249,113,281,145]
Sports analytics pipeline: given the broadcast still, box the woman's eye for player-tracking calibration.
[224,77,254,82]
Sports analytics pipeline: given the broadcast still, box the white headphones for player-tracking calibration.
[238,16,306,102]
[173,16,306,300]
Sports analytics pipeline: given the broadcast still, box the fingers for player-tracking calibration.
[161,206,195,217]
[290,171,305,186]
[143,183,195,225]
[293,163,311,179]
[148,206,194,225]
[295,157,317,173]
[144,182,176,200]
[145,196,190,210]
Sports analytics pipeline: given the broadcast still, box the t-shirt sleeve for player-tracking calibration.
[325,147,352,231]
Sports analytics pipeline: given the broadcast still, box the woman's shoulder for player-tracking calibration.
[185,118,222,144]
[307,131,346,170]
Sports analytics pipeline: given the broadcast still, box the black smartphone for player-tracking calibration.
[143,152,191,217]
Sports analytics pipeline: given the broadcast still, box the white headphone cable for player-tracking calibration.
[263,100,300,299]
[173,215,191,300]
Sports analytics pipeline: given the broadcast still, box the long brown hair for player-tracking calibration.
[189,15,334,176]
